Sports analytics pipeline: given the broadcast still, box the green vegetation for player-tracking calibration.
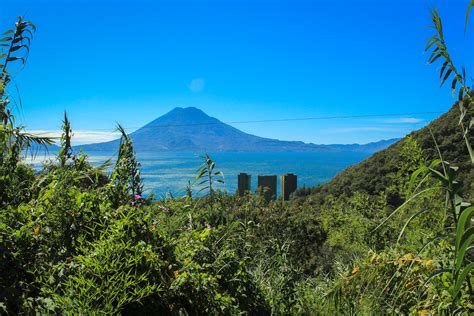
[295,106,474,205]
[1,3,473,314]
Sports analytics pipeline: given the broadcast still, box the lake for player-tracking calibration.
[26,151,370,198]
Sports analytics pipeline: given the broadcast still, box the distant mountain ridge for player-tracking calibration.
[75,107,399,153]
[325,139,401,153]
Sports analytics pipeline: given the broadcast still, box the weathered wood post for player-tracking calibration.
[237,173,251,196]
[258,175,277,202]
[280,173,297,201]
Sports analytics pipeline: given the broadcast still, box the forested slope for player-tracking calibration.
[297,103,474,204]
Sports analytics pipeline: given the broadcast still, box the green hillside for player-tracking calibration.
[297,103,474,204]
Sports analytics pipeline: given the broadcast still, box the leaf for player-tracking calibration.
[10,44,28,53]
[12,37,31,46]
[440,67,453,86]
[451,75,460,97]
[428,167,447,183]
[408,166,428,193]
[425,34,439,50]
[428,53,443,65]
[397,209,432,243]
[409,160,441,193]
[463,134,474,164]
[423,269,450,290]
[458,87,465,101]
[465,1,474,32]
[452,262,474,298]
[372,188,438,232]
[456,206,474,249]
[6,56,25,63]
[418,234,446,254]
[455,231,474,272]
[26,21,36,32]
[439,61,449,79]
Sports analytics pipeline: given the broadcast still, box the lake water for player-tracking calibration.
[26,151,370,198]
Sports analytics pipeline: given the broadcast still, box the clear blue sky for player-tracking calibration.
[1,0,472,144]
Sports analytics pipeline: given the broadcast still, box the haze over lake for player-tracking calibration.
[27,151,370,197]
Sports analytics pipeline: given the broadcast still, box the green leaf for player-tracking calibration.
[465,1,474,32]
[456,206,474,250]
[408,166,427,193]
[418,234,446,254]
[440,67,453,86]
[10,44,28,53]
[6,56,24,63]
[12,36,31,45]
[397,209,432,243]
[458,87,465,101]
[455,231,474,272]
[453,262,474,298]
[451,75,460,96]
[429,53,443,65]
[428,167,447,183]
[439,61,449,79]
[464,134,474,164]
[26,21,36,32]
[425,35,438,51]
[424,269,450,290]
[372,187,438,232]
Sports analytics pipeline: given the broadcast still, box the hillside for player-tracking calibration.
[75,107,397,153]
[301,103,474,202]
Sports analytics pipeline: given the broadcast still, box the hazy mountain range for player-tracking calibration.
[74,107,399,153]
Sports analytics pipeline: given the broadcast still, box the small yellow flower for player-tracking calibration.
[173,270,180,278]
[351,266,360,275]
[397,253,414,266]
[423,259,434,269]
[418,309,430,315]
[370,253,380,264]
[33,225,41,235]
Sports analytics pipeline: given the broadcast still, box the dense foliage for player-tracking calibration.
[1,2,474,314]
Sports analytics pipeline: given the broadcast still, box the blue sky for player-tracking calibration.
[1,0,472,144]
